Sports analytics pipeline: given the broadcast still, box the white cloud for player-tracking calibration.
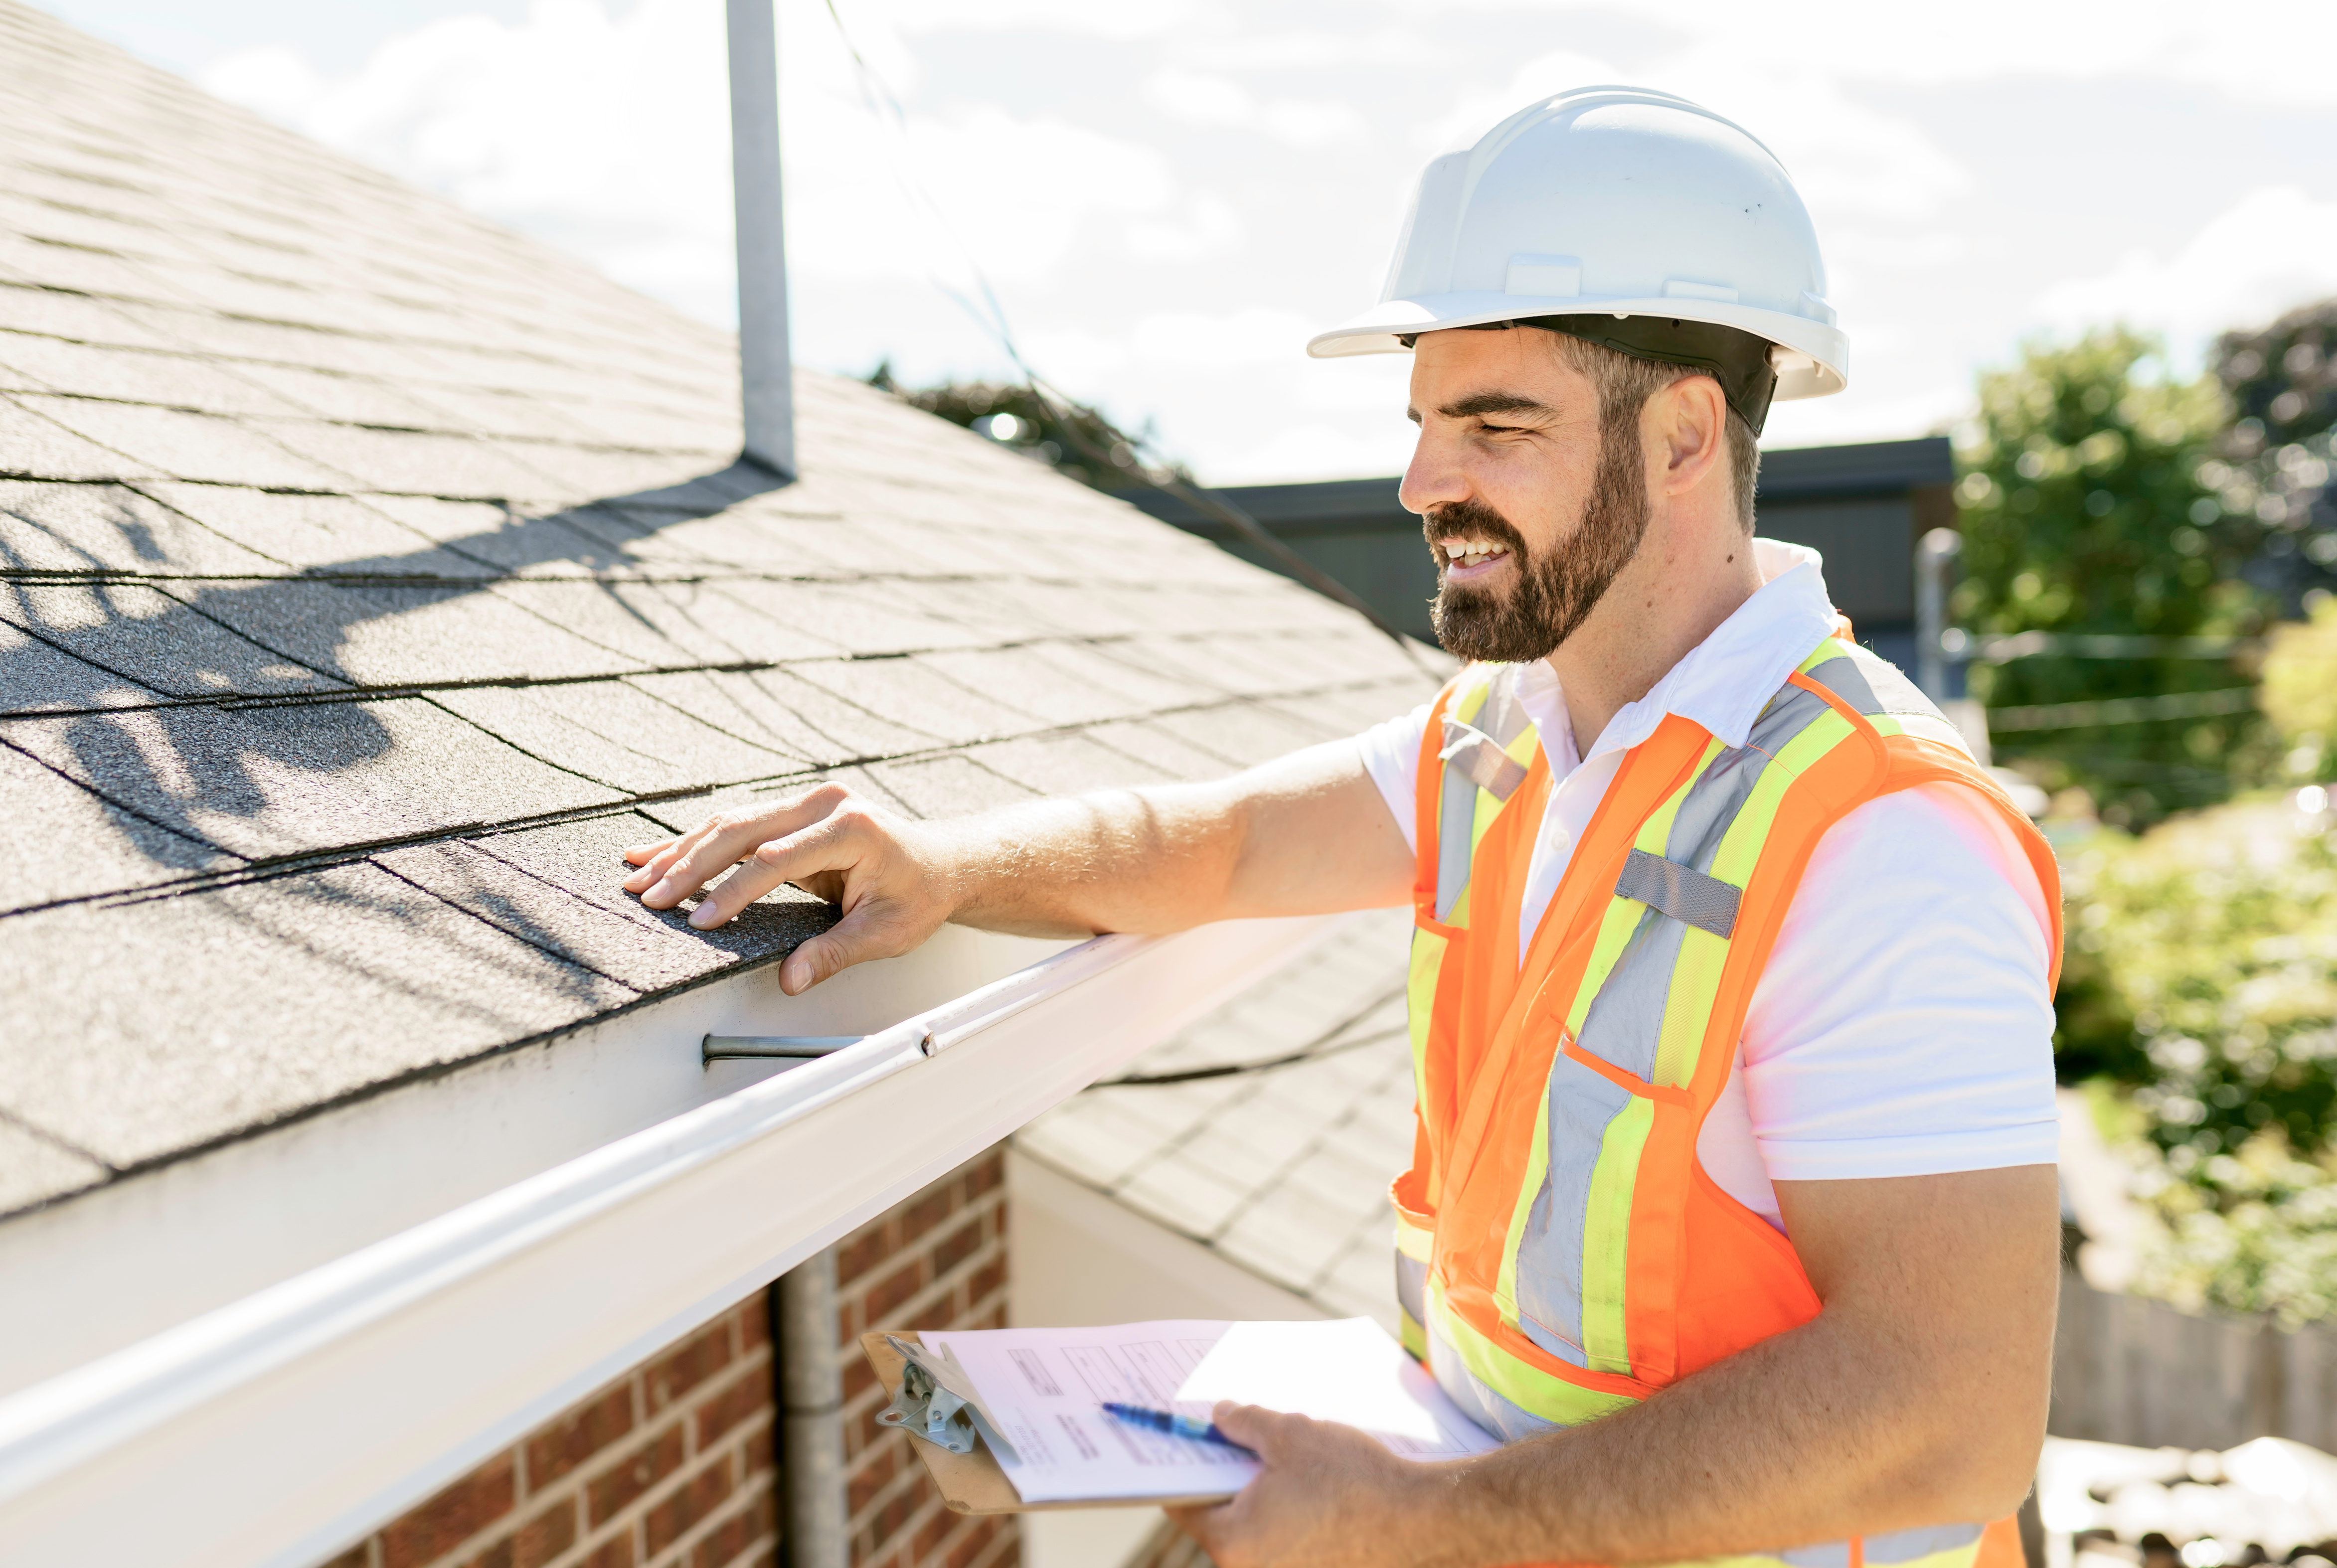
[1212,420,1415,485]
[1145,68,1253,127]
[1130,308,1319,368]
[2030,187,2337,360]
[1261,99,1369,148]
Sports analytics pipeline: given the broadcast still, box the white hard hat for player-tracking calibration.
[1308,86,1847,431]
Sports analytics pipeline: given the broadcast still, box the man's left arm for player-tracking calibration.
[1172,1162,2060,1568]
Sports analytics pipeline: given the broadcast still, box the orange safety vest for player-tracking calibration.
[1393,631,2060,1568]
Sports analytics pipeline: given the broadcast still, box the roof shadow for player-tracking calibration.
[0,458,801,905]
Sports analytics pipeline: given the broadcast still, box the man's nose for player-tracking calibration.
[1398,427,1470,518]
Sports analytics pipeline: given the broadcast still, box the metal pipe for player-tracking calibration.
[778,1249,846,1568]
[725,0,795,477]
[702,1035,864,1062]
[1915,526,1962,703]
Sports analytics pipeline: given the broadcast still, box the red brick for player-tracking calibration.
[491,1499,577,1568]
[948,1517,998,1568]
[738,1298,770,1354]
[645,1452,734,1557]
[841,1356,877,1403]
[860,1257,925,1325]
[579,1532,637,1568]
[914,1504,956,1563]
[966,1154,1003,1198]
[648,1320,736,1414]
[967,1256,1006,1307]
[587,1424,685,1527]
[526,1385,635,1492]
[382,1452,517,1568]
[316,1546,370,1568]
[932,1216,984,1278]
[743,1425,774,1477]
[686,1490,773,1568]
[900,1185,955,1244]
[835,1220,895,1286]
[847,1443,896,1515]
[693,1365,769,1449]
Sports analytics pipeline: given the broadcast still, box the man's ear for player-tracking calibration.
[1650,373,1727,496]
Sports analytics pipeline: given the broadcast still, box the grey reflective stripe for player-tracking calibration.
[1507,1053,1630,1367]
[1441,718,1528,801]
[1803,641,1946,723]
[1613,848,1741,939]
[1778,1544,1851,1568]
[1432,665,1536,924]
[1426,1323,1558,1443]
[1863,1523,1986,1565]
[1393,1250,1427,1329]
[1574,901,1681,1080]
[1435,749,1479,922]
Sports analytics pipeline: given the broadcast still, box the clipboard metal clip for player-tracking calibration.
[877,1335,978,1454]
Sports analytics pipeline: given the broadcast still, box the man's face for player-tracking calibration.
[1398,329,1652,664]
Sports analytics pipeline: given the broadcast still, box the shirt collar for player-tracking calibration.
[1554,538,1842,763]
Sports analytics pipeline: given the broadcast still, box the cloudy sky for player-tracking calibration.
[36,0,2337,483]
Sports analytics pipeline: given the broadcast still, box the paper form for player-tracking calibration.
[919,1318,1500,1505]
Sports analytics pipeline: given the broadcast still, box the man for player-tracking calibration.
[626,88,2062,1568]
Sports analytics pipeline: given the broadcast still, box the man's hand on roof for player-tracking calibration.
[621,744,1415,994]
[624,782,950,995]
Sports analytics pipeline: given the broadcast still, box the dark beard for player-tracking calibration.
[1426,421,1652,663]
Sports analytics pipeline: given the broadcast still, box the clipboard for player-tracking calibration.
[859,1330,1236,1515]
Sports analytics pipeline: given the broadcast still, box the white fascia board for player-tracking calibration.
[0,924,1069,1402]
[0,913,1344,1568]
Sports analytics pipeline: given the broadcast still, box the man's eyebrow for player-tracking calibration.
[1437,392,1553,420]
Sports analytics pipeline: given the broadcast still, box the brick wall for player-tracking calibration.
[835,1150,1016,1568]
[315,1149,1015,1568]
[318,1294,776,1568]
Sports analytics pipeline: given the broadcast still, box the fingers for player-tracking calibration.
[626,784,850,910]
[776,892,937,994]
[621,833,677,869]
[685,811,856,931]
[1211,1402,1270,1447]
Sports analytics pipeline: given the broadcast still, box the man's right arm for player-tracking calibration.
[622,737,1414,995]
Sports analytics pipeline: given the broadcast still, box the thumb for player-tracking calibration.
[1211,1402,1272,1449]
[778,901,915,994]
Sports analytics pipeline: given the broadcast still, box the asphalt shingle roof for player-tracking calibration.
[0,0,1439,1216]
[1015,908,1418,1328]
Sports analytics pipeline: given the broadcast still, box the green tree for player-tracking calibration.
[2209,299,2337,618]
[1954,330,2270,827]
[863,363,1182,498]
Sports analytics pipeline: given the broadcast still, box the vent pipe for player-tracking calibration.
[725,0,795,477]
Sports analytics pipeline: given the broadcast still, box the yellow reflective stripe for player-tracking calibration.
[1707,710,1853,890]
[1491,1093,1550,1324]
[1559,738,1721,1037]
[1579,1095,1653,1374]
[1398,1304,1428,1360]
[1428,1278,1640,1426]
[1797,637,1853,675]
[1395,1213,1433,1263]
[1652,924,1731,1090]
[1406,927,1446,1075]
[1470,776,1504,847]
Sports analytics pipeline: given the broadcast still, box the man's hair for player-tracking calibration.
[1549,333,1761,532]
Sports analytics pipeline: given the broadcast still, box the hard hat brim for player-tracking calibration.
[1307,293,1848,401]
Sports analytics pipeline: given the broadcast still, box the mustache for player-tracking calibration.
[1423,499,1529,561]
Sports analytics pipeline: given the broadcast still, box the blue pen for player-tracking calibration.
[1101,1402,1257,1456]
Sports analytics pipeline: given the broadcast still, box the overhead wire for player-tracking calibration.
[1087,986,1410,1088]
[815,0,1433,667]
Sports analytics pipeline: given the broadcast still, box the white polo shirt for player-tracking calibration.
[1353,541,2060,1228]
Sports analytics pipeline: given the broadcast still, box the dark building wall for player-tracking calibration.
[1132,438,1956,671]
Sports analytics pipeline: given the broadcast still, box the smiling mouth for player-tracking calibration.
[1437,539,1511,573]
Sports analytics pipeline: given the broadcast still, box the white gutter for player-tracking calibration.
[0,913,1343,1568]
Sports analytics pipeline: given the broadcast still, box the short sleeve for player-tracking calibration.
[1738,782,2060,1182]
[1353,701,1432,854]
